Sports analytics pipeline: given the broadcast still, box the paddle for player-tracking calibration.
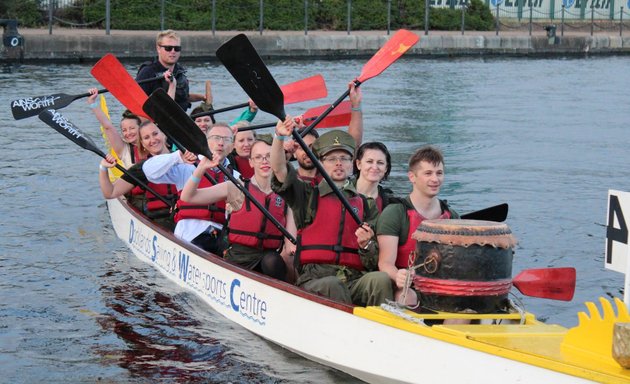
[11,73,163,121]
[89,54,219,187]
[90,53,152,119]
[217,33,365,223]
[167,133,218,186]
[217,33,417,224]
[38,109,173,207]
[513,267,576,301]
[143,88,297,245]
[299,29,419,138]
[235,101,353,132]
[461,203,509,222]
[190,74,328,119]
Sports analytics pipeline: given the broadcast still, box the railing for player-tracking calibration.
[38,0,630,36]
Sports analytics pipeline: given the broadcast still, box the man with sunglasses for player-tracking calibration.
[136,29,206,111]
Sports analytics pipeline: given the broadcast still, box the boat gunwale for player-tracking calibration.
[109,197,630,384]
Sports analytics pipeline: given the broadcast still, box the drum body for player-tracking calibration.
[412,219,517,313]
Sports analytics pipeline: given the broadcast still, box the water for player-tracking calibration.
[1,55,628,382]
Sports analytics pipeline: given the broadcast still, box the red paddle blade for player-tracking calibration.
[513,267,576,301]
[302,100,352,128]
[91,53,150,119]
[281,74,327,104]
[357,29,419,83]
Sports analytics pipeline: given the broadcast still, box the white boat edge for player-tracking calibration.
[107,197,596,384]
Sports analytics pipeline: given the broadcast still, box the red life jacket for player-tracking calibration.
[173,169,228,224]
[130,185,144,196]
[144,182,177,211]
[298,188,368,271]
[297,173,322,187]
[233,155,254,180]
[228,181,287,250]
[395,201,452,268]
[129,147,148,196]
[129,144,144,164]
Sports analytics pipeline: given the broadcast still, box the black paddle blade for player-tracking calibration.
[12,93,84,120]
[216,34,286,121]
[142,89,212,159]
[461,203,509,222]
[38,109,106,158]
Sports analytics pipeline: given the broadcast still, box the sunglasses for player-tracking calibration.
[159,45,181,52]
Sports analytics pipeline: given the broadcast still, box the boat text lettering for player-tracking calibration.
[152,237,177,274]
[230,279,267,325]
[12,95,60,112]
[177,251,228,303]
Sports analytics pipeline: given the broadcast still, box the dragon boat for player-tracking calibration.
[108,196,630,384]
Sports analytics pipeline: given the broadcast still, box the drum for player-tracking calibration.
[411,219,518,313]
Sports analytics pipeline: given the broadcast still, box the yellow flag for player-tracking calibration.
[98,95,124,182]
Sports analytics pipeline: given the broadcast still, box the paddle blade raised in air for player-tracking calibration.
[142,89,212,159]
[38,109,105,158]
[216,34,286,121]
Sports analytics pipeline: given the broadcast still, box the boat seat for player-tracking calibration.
[432,323,568,359]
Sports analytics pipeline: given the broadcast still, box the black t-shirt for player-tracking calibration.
[136,60,191,111]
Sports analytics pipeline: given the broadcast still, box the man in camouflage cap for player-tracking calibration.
[270,120,393,306]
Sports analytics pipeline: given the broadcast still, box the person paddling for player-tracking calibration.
[87,88,142,168]
[142,123,238,254]
[181,136,297,281]
[98,121,176,230]
[376,146,459,306]
[270,119,392,306]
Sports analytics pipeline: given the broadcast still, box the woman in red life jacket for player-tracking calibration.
[353,141,395,213]
[181,136,296,281]
[87,88,143,168]
[98,121,177,230]
[227,121,256,179]
[376,146,459,306]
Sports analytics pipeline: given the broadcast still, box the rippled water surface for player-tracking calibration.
[1,55,628,382]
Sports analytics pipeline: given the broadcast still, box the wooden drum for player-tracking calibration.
[411,219,518,313]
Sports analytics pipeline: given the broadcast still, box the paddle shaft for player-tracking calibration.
[214,161,297,244]
[191,102,249,118]
[237,108,351,132]
[215,34,362,224]
[289,129,363,225]
[163,131,218,185]
[37,108,173,207]
[12,74,166,121]
[299,30,419,138]
[109,163,174,208]
[88,146,174,208]
[142,88,296,244]
[68,74,164,106]
[238,122,274,131]
[299,80,359,139]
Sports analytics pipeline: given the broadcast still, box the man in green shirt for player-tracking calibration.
[270,118,392,306]
[376,145,459,306]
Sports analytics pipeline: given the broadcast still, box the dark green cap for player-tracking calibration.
[312,130,355,158]
[255,133,273,146]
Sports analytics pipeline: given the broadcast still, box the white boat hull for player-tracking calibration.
[108,198,596,383]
